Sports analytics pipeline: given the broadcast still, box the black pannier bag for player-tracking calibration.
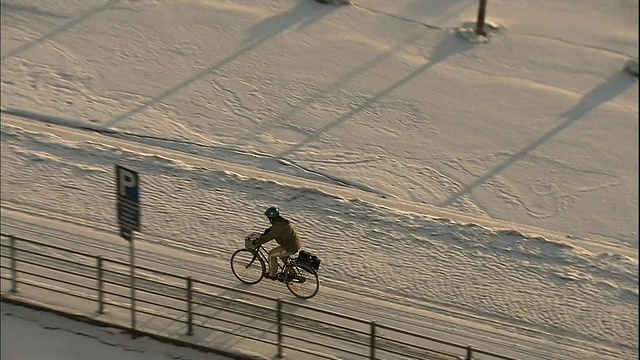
[298,250,321,271]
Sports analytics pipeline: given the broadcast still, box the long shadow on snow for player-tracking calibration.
[440,70,638,207]
[104,0,336,128]
[277,32,475,159]
[1,0,121,61]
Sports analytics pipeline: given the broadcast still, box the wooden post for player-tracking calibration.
[476,0,488,36]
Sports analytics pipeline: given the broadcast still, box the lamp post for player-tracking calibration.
[476,0,488,36]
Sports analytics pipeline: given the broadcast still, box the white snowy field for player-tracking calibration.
[0,0,638,359]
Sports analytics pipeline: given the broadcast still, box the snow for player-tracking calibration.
[1,303,232,360]
[0,0,638,359]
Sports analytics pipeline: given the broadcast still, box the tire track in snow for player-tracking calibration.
[0,107,389,197]
[1,110,635,263]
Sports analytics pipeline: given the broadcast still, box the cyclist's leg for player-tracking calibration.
[268,246,289,278]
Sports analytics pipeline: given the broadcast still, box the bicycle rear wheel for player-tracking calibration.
[231,249,265,284]
[284,262,319,299]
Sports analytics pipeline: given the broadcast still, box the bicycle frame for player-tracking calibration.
[252,245,292,276]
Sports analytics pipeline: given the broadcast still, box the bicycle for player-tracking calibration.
[230,232,321,299]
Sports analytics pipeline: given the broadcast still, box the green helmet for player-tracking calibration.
[264,206,280,218]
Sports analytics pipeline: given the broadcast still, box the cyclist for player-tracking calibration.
[253,206,302,281]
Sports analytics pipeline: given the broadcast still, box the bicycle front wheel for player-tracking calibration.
[231,249,265,284]
[284,262,319,299]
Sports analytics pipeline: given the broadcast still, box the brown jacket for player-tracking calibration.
[255,217,301,253]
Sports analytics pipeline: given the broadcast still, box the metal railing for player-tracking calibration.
[0,233,519,360]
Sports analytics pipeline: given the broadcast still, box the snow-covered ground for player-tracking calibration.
[1,302,232,360]
[1,0,638,359]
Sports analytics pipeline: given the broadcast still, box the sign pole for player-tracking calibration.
[130,233,136,334]
[115,165,141,337]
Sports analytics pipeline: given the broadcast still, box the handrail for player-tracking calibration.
[0,232,520,360]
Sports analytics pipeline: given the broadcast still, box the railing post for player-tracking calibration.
[186,276,193,336]
[276,298,284,358]
[10,235,17,293]
[97,256,104,314]
[370,321,376,360]
[466,345,474,360]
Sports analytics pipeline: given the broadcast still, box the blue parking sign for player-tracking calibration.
[116,165,141,239]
